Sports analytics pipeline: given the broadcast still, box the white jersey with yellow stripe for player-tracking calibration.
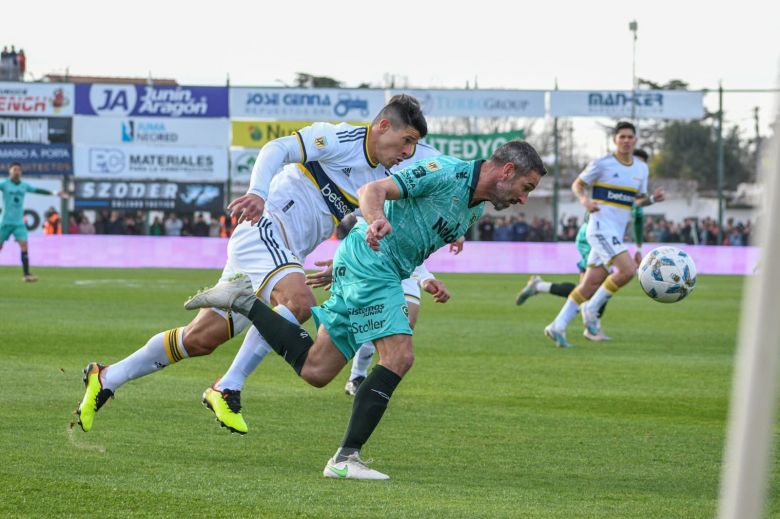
[262,122,386,259]
[578,153,648,237]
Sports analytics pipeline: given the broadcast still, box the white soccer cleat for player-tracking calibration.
[580,303,601,336]
[583,328,612,341]
[184,273,256,313]
[544,323,574,349]
[515,275,542,306]
[323,453,390,480]
[344,376,365,397]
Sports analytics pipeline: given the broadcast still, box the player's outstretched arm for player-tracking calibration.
[358,177,401,251]
[306,259,333,290]
[235,136,304,225]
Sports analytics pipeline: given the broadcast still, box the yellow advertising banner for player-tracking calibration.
[231,120,366,147]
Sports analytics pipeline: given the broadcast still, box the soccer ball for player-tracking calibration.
[637,246,697,303]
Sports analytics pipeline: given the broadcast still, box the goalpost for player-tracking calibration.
[717,92,780,518]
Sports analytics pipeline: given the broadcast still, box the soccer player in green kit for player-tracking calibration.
[184,140,546,479]
[0,162,63,282]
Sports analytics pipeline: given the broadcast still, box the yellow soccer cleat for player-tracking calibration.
[77,363,114,432]
[202,385,248,434]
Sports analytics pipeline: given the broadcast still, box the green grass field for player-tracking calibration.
[0,266,776,518]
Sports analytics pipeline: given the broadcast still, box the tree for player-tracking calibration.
[653,120,753,190]
[294,73,343,88]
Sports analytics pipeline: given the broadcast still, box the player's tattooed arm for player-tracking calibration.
[572,179,599,213]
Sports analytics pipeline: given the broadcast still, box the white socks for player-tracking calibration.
[350,343,376,380]
[216,304,298,391]
[102,328,188,391]
[552,299,579,331]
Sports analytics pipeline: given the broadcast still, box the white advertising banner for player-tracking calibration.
[73,117,230,146]
[391,89,545,117]
[550,90,704,119]
[230,148,259,185]
[229,88,386,121]
[74,145,228,181]
[0,82,74,117]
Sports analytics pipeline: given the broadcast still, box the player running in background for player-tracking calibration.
[76,95,427,434]
[183,140,546,479]
[0,162,65,282]
[515,148,653,341]
[543,123,663,348]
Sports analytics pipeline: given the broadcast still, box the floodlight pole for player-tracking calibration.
[716,82,725,244]
[553,82,560,242]
[629,20,638,121]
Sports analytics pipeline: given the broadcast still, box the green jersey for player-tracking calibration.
[380,156,484,278]
[0,180,46,225]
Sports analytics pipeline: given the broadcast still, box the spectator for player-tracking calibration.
[192,213,210,237]
[164,212,183,236]
[105,210,125,235]
[43,207,61,234]
[79,215,95,234]
[124,214,141,235]
[180,215,193,237]
[208,212,221,237]
[477,215,495,241]
[94,210,109,234]
[149,216,164,236]
[17,48,25,77]
[511,213,529,241]
[494,217,512,241]
[68,214,79,235]
[219,212,237,238]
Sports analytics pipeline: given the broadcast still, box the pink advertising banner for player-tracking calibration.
[0,235,759,275]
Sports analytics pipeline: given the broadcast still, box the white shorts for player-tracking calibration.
[586,230,628,268]
[402,277,421,305]
[212,216,305,337]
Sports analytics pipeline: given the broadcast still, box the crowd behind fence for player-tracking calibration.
[38,208,753,247]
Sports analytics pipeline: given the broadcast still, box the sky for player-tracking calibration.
[4,0,779,156]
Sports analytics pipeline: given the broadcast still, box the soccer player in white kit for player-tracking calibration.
[544,121,664,348]
[76,95,428,434]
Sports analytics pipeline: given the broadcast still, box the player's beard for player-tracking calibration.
[490,180,515,211]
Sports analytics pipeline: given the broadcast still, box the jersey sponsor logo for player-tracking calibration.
[592,184,635,208]
[426,160,441,171]
[351,318,386,335]
[412,166,427,178]
[314,136,327,149]
[321,182,351,218]
[456,171,467,179]
[432,216,461,243]
[348,304,385,317]
[301,162,360,221]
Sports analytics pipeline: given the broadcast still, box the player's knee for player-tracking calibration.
[280,293,316,323]
[299,365,334,388]
[385,349,414,376]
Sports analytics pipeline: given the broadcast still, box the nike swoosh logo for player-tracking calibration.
[328,465,348,478]
[370,389,390,400]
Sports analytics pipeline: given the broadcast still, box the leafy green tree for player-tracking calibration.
[653,120,753,189]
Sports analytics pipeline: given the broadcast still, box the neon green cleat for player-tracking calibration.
[202,385,248,434]
[77,363,114,432]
